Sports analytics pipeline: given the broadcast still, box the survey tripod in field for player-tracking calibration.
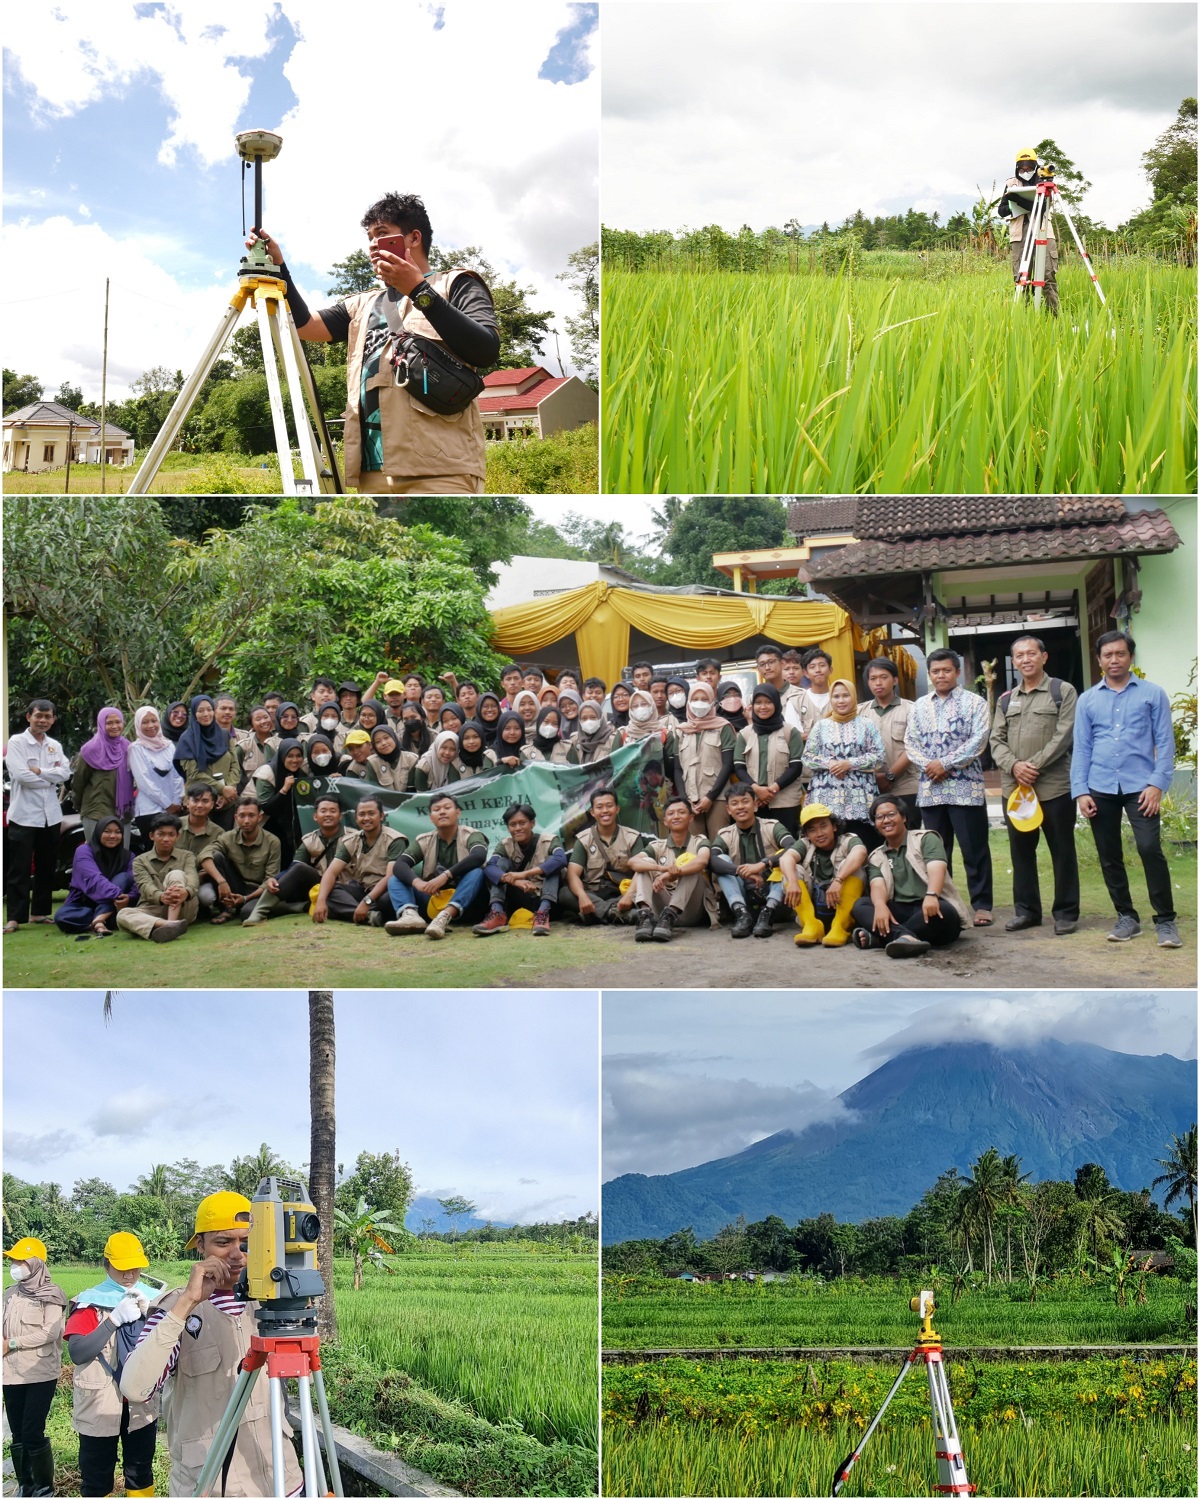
[830,1292,973,1498]
[128,129,342,496]
[192,1176,345,1498]
[1008,165,1108,311]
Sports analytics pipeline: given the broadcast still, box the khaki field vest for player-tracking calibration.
[713,818,787,865]
[339,826,406,885]
[577,726,617,763]
[523,739,575,765]
[2,1284,64,1385]
[644,833,720,924]
[738,725,804,808]
[675,727,728,802]
[367,750,419,790]
[867,831,972,922]
[797,832,862,883]
[343,270,487,485]
[69,1310,159,1438]
[417,823,482,880]
[497,830,558,894]
[573,824,641,890]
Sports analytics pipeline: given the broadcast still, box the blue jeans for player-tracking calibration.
[388,866,486,922]
[716,873,784,911]
[54,870,137,933]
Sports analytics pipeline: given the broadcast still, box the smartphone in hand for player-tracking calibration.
[374,234,408,259]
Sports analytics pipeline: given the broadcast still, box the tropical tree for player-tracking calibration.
[998,1153,1031,1282]
[1153,1125,1198,1244]
[962,1148,1007,1282]
[223,1143,290,1197]
[308,989,338,1341]
[437,1196,477,1243]
[1074,1163,1126,1267]
[332,1198,405,1290]
[132,1164,173,1200]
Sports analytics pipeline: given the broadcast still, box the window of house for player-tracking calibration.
[43,444,56,462]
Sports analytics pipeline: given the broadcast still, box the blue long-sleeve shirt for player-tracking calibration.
[69,843,139,905]
[1070,674,1175,798]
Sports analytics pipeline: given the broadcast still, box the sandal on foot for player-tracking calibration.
[852,926,878,950]
[209,912,232,925]
[973,910,993,926]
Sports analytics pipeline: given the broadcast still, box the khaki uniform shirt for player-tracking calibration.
[205,827,282,887]
[69,1311,159,1437]
[131,848,199,904]
[335,826,408,885]
[859,698,919,797]
[177,821,222,864]
[989,677,1077,801]
[2,1285,64,1384]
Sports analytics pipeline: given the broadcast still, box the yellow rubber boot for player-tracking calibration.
[126,1488,156,1497]
[821,876,864,946]
[793,883,824,946]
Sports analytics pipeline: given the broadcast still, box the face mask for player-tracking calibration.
[311,753,331,767]
[580,717,601,735]
[691,702,712,717]
[668,692,686,709]
[1017,166,1035,181]
[538,724,558,740]
[9,1264,30,1282]
[321,718,339,732]
[720,698,741,713]
[631,705,653,723]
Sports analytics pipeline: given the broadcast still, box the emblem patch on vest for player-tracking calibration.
[184,1314,203,1339]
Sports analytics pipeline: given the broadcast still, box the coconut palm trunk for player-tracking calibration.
[309,989,338,1342]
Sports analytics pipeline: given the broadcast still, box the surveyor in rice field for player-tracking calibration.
[474,801,567,936]
[708,783,797,939]
[384,791,489,938]
[3,1237,67,1499]
[627,794,719,943]
[853,795,968,958]
[999,148,1059,315]
[779,802,869,948]
[312,794,406,926]
[560,785,648,924]
[122,1193,305,1498]
[244,792,347,926]
[734,684,805,837]
[64,1231,160,1500]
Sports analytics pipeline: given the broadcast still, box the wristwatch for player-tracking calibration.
[363,896,376,911]
[410,281,436,311]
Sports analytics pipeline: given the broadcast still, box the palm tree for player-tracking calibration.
[223,1143,289,1196]
[1074,1164,1126,1267]
[963,1149,1006,1282]
[998,1154,1031,1283]
[133,1164,173,1199]
[308,990,338,1341]
[1153,1125,1198,1245]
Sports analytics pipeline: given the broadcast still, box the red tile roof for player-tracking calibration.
[786,497,1129,540]
[478,377,570,413]
[481,366,552,387]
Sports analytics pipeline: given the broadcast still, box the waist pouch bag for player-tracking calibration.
[381,289,484,416]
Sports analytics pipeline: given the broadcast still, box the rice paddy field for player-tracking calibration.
[601,260,1197,494]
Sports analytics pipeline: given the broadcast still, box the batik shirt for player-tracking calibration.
[903,687,990,807]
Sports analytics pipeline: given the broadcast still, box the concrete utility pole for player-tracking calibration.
[99,277,110,492]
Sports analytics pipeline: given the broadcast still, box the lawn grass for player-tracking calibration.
[4,831,1192,990]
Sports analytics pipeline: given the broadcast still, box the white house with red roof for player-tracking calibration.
[478,365,597,442]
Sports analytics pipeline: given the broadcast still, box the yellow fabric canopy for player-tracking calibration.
[491,582,863,690]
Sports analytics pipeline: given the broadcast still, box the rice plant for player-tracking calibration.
[601,264,1197,494]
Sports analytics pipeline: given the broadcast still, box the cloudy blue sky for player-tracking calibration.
[602,988,1198,1178]
[4,989,599,1224]
[3,1,597,402]
[603,2,1195,233]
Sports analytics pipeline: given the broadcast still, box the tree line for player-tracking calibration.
[603,1134,1198,1285]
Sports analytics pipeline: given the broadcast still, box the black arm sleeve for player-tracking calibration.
[448,842,488,880]
[392,853,416,876]
[420,276,500,366]
[775,761,804,791]
[708,847,737,877]
[276,262,312,328]
[672,757,686,799]
[708,748,736,800]
[733,759,751,784]
[68,1321,117,1365]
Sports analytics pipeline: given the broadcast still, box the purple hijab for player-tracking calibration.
[79,707,135,817]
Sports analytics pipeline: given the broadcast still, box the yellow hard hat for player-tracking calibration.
[1016,147,1038,161]
[800,802,834,827]
[508,906,535,928]
[1006,786,1044,833]
[185,1191,252,1252]
[383,679,406,695]
[674,850,696,868]
[427,887,457,917]
[103,1232,149,1271]
[4,1237,47,1263]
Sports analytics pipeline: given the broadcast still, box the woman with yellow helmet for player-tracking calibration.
[64,1231,162,1497]
[2,1237,67,1497]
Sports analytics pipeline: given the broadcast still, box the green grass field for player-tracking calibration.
[602,1275,1192,1350]
[8,1247,598,1497]
[602,1355,1198,1496]
[601,262,1197,493]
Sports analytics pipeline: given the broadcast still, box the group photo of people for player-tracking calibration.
[4,624,1186,983]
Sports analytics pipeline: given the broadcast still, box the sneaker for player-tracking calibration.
[532,910,550,937]
[1156,920,1183,949]
[473,910,509,937]
[150,919,188,944]
[752,906,775,939]
[425,907,455,940]
[384,908,427,935]
[885,933,930,959]
[1106,914,1142,943]
[634,908,657,943]
[729,906,755,939]
[651,908,677,943]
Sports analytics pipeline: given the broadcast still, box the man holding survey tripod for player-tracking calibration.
[999,148,1059,314]
[247,192,499,495]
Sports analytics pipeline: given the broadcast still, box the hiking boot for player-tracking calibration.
[651,907,678,942]
[1156,919,1183,948]
[532,910,551,936]
[752,905,776,938]
[385,908,427,935]
[150,919,188,943]
[730,905,755,939]
[1106,914,1142,942]
[885,932,930,959]
[425,906,456,940]
[473,909,509,936]
[634,907,657,942]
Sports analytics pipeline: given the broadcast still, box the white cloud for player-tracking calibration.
[89,1086,174,1138]
[4,1129,85,1166]
[603,1051,850,1179]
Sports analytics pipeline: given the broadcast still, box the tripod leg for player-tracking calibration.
[191,1365,259,1497]
[312,1365,346,1497]
[267,302,324,495]
[269,1374,289,1498]
[128,292,249,492]
[1055,195,1109,306]
[925,1354,971,1496]
[296,1374,321,1498]
[1012,192,1042,302]
[286,319,344,493]
[830,1353,914,1496]
[255,295,299,493]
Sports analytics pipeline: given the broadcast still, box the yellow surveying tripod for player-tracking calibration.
[128,130,342,496]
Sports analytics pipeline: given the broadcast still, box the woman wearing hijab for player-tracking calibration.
[73,707,135,845]
[557,688,583,739]
[476,691,502,748]
[616,688,667,748]
[163,701,189,743]
[414,730,466,790]
[252,738,306,866]
[510,690,541,744]
[733,684,806,836]
[316,702,346,751]
[174,693,239,826]
[664,676,691,723]
[715,679,748,733]
[523,706,579,765]
[236,705,279,783]
[439,703,467,735]
[305,732,340,781]
[670,682,738,838]
[803,679,886,842]
[366,725,419,791]
[609,681,632,729]
[537,683,560,712]
[274,701,305,740]
[494,711,528,771]
[576,700,618,763]
[357,701,385,737]
[2,1237,67,1499]
[400,705,433,758]
[128,706,185,848]
[456,721,496,777]
[53,815,138,936]
[63,1231,160,1500]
